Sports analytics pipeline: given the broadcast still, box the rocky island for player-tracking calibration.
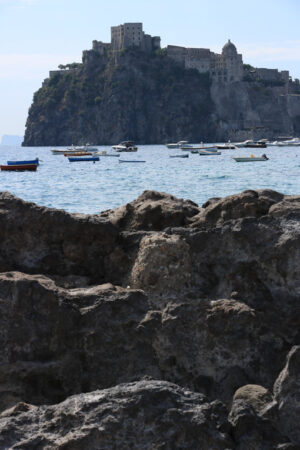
[0,188,299,448]
[23,23,300,146]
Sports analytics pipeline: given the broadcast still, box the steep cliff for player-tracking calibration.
[23,48,300,146]
[23,50,214,146]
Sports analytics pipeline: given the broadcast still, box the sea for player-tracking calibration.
[0,144,299,214]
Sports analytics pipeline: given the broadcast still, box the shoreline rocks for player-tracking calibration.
[0,189,299,448]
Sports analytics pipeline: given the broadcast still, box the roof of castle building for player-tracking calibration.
[222,39,237,55]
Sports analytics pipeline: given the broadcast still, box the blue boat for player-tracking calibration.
[7,158,39,166]
[68,157,99,162]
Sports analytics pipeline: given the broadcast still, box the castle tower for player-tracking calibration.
[221,40,243,82]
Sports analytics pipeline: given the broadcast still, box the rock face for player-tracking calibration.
[22,48,300,146]
[23,50,214,146]
[0,380,233,449]
[0,188,299,448]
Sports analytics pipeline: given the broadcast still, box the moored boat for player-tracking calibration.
[7,158,39,165]
[166,140,189,149]
[216,143,237,150]
[94,151,120,157]
[68,157,99,162]
[182,143,218,152]
[51,149,78,155]
[198,150,221,155]
[169,154,189,158]
[243,141,267,148]
[64,152,93,157]
[232,154,269,162]
[1,163,38,171]
[112,141,138,152]
[118,160,146,163]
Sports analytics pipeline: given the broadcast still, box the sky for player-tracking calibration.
[0,0,300,139]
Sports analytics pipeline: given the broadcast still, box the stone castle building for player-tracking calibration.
[167,40,243,83]
[89,23,160,57]
[50,22,292,90]
[111,23,161,53]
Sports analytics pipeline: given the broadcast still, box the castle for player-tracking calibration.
[90,23,161,56]
[167,40,243,83]
[50,22,293,90]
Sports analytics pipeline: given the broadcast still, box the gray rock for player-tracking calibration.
[0,380,233,449]
[189,189,285,227]
[232,384,273,415]
[101,190,199,231]
[0,272,159,410]
[0,189,298,448]
[274,346,300,444]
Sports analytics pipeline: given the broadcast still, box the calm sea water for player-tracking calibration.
[0,144,299,214]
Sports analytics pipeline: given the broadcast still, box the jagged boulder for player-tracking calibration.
[0,380,233,449]
[229,398,291,449]
[131,232,193,292]
[0,189,299,448]
[0,192,119,283]
[232,385,273,415]
[274,346,300,444]
[101,190,199,231]
[0,272,159,410]
[189,189,284,227]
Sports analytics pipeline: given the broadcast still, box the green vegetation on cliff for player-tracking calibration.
[24,50,214,146]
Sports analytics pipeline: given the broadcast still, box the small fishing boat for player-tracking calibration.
[68,157,99,162]
[198,150,221,155]
[95,151,120,157]
[1,163,38,171]
[7,158,39,165]
[51,149,77,155]
[64,152,93,157]
[233,154,269,162]
[118,160,146,163]
[183,143,218,152]
[169,154,189,158]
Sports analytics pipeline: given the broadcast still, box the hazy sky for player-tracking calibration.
[1,0,300,139]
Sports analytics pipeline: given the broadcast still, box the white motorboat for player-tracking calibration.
[166,140,189,149]
[233,154,269,162]
[112,141,138,152]
[234,140,255,148]
[216,141,237,150]
[275,138,300,147]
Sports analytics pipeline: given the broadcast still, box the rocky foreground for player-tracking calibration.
[0,189,299,449]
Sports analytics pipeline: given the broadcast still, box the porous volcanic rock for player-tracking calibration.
[232,384,273,415]
[101,190,200,231]
[0,272,159,411]
[0,191,119,284]
[131,233,193,293]
[274,346,300,444]
[0,188,299,448]
[189,189,285,227]
[0,380,233,449]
